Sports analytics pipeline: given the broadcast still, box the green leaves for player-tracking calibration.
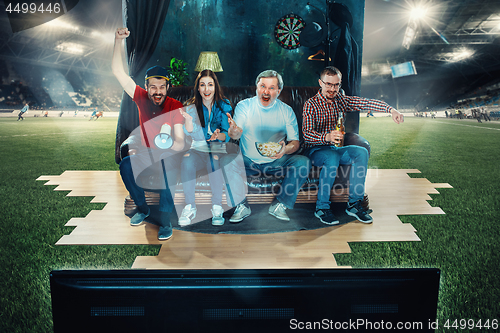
[168,57,189,86]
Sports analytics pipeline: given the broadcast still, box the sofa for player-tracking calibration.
[115,86,370,214]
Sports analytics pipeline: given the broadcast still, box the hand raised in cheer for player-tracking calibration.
[226,112,243,138]
[179,108,193,122]
[115,27,130,40]
[180,108,194,133]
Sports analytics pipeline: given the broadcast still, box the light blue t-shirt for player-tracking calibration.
[233,96,299,164]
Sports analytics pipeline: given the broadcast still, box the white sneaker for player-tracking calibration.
[229,203,251,223]
[268,201,290,221]
[178,204,197,226]
[211,204,225,226]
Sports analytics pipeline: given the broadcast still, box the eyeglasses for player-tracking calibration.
[320,79,341,89]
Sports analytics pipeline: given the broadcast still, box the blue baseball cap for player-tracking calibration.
[145,66,170,82]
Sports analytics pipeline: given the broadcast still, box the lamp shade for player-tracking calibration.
[194,51,223,72]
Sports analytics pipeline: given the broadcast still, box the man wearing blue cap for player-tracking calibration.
[112,27,186,241]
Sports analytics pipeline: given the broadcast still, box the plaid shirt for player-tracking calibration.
[302,90,394,148]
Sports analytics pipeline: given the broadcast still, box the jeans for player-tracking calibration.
[219,152,247,208]
[181,149,223,206]
[119,149,181,213]
[221,153,311,209]
[303,145,369,210]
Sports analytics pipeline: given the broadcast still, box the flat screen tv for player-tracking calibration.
[50,268,440,332]
[391,61,418,78]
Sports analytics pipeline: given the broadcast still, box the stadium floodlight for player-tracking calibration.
[410,6,428,21]
[43,19,80,33]
[495,21,500,32]
[55,42,85,55]
[402,2,435,49]
[403,20,418,49]
[450,48,474,62]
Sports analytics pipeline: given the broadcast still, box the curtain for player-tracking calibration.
[333,23,359,98]
[115,0,171,164]
[331,3,360,134]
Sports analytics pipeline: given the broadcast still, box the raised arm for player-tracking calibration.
[111,28,136,98]
[226,112,243,140]
[343,95,404,124]
[180,107,194,133]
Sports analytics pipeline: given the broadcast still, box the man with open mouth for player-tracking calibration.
[112,27,185,241]
[221,70,311,223]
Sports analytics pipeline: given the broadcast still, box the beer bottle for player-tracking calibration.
[334,113,345,147]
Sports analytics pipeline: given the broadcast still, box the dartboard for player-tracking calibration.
[274,13,305,49]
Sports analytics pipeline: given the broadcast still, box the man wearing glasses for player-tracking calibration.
[302,66,404,225]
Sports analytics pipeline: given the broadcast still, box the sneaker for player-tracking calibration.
[130,209,150,226]
[268,201,290,221]
[346,200,373,224]
[158,225,173,241]
[229,203,251,223]
[178,204,197,227]
[314,209,340,225]
[211,204,225,226]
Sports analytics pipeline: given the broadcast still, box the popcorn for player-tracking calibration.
[256,142,282,157]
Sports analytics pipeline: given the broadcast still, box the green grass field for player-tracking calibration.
[0,115,499,332]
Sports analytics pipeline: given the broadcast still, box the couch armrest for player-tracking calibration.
[119,134,141,160]
[343,132,370,156]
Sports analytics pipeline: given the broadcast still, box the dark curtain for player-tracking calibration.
[330,2,360,134]
[333,22,359,97]
[115,0,171,164]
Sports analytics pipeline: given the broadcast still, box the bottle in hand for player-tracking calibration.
[334,114,344,147]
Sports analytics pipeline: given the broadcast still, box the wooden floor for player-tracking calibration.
[37,169,451,269]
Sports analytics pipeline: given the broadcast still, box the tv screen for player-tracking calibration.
[391,61,418,78]
[50,268,440,332]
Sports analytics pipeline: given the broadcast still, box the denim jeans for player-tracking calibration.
[119,149,181,213]
[221,153,311,209]
[181,149,223,206]
[219,152,247,208]
[303,145,369,210]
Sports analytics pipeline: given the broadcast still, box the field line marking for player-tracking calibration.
[433,120,500,131]
[0,130,109,139]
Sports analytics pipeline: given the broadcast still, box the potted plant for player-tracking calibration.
[168,57,189,86]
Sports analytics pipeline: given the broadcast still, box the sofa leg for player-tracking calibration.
[124,196,137,216]
[362,194,371,213]
[125,193,370,215]
[124,193,159,216]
